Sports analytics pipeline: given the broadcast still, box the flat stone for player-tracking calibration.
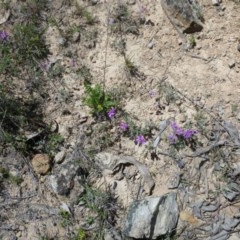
[124,192,179,239]
[48,156,88,196]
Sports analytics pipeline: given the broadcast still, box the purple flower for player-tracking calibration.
[71,58,76,67]
[0,31,8,42]
[139,5,147,14]
[149,90,155,97]
[135,135,147,145]
[109,18,114,25]
[107,107,116,119]
[170,122,178,131]
[40,60,50,71]
[183,129,199,139]
[169,121,199,143]
[171,122,184,135]
[119,122,128,131]
[169,133,177,144]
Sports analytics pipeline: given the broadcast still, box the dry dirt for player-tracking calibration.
[1,0,240,239]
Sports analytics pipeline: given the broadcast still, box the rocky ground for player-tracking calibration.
[0,0,240,239]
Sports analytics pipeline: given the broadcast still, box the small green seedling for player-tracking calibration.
[188,35,196,48]
[0,165,23,185]
[45,133,64,157]
[83,83,117,117]
[59,209,71,228]
[75,228,86,240]
[124,55,138,76]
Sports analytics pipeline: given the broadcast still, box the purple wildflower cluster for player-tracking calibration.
[107,108,147,146]
[135,135,147,145]
[107,107,116,119]
[119,122,128,131]
[169,122,198,144]
[0,31,8,42]
[40,60,51,71]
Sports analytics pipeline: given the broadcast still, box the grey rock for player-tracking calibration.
[210,230,229,240]
[124,192,179,239]
[48,157,88,196]
[148,41,153,49]
[222,182,240,201]
[212,0,220,6]
[60,202,71,214]
[104,228,122,240]
[201,201,220,213]
[161,0,203,49]
[168,172,180,189]
[222,216,240,231]
[223,121,240,146]
[54,150,66,164]
[72,32,80,42]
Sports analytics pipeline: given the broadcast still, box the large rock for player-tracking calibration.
[124,192,179,239]
[48,160,86,196]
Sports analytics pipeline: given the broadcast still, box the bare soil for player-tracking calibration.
[1,0,240,239]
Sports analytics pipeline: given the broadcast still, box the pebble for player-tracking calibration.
[228,60,235,69]
[60,202,71,214]
[72,32,80,42]
[212,0,220,6]
[147,41,153,49]
[58,38,66,46]
[127,0,136,5]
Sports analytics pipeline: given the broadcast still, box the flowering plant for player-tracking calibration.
[135,135,147,145]
[107,108,116,120]
[0,31,8,42]
[119,122,128,131]
[169,122,198,144]
[84,83,117,118]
